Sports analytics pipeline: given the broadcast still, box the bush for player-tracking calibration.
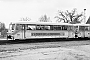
[1,29,8,37]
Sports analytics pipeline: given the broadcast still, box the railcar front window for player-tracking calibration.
[16,24,23,30]
[9,24,15,30]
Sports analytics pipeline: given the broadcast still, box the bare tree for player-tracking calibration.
[20,17,31,21]
[39,15,51,22]
[55,8,83,24]
[0,22,7,37]
[0,23,5,31]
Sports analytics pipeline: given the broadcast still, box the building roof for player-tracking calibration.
[86,17,90,24]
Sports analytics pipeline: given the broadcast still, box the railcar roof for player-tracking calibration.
[13,22,73,25]
[73,23,90,26]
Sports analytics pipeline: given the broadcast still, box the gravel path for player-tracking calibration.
[0,40,90,60]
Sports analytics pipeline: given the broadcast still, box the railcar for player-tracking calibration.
[74,24,90,38]
[7,22,75,40]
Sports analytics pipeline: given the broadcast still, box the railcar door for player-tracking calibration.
[68,25,75,38]
[84,26,90,38]
[74,26,79,38]
[73,25,85,38]
[78,26,85,38]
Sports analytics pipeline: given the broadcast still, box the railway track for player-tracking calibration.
[0,38,90,45]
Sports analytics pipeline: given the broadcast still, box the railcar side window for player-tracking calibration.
[88,26,90,30]
[85,26,90,31]
[79,26,85,31]
[50,25,68,30]
[68,26,73,30]
[53,25,58,30]
[50,25,61,30]
[27,25,32,30]
[62,25,68,30]
[26,25,36,30]
[36,25,50,30]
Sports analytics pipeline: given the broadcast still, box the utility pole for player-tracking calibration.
[84,9,86,23]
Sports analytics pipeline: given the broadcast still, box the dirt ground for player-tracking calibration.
[0,40,90,60]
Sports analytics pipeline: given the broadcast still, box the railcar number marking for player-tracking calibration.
[31,33,65,36]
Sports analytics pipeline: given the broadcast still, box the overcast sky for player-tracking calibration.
[0,0,89,28]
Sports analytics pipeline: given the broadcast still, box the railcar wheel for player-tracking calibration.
[12,37,15,40]
[15,39,19,40]
[7,36,8,40]
[7,35,12,40]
